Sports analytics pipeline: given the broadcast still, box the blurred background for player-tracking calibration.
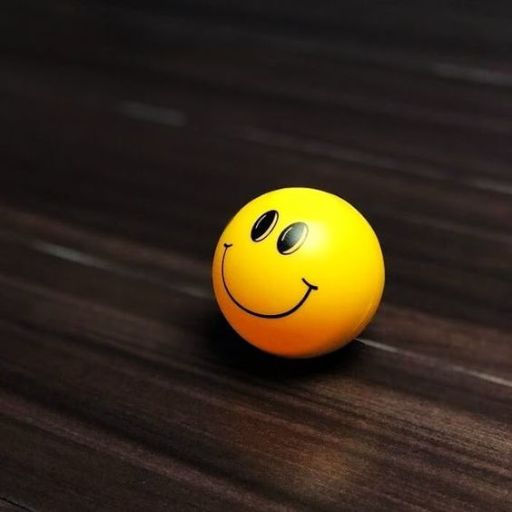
[1,2,511,511]
[2,1,511,329]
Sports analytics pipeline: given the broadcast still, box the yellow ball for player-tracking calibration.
[212,187,385,358]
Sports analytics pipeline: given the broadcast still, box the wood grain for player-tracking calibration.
[0,2,511,511]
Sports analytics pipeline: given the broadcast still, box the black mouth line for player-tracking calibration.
[221,243,318,319]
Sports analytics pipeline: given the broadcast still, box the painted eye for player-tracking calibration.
[277,222,308,255]
[251,210,279,242]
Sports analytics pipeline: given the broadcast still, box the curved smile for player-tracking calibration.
[221,243,318,319]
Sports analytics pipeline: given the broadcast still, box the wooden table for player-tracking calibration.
[1,2,511,511]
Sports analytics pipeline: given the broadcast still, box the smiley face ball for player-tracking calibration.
[212,187,385,358]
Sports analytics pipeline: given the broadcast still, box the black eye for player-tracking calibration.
[277,222,308,255]
[251,210,279,242]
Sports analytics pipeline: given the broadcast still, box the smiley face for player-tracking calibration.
[221,211,318,318]
[212,187,385,358]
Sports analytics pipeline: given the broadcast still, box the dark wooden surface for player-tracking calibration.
[1,2,512,511]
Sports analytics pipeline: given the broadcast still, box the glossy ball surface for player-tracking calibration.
[212,187,385,358]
